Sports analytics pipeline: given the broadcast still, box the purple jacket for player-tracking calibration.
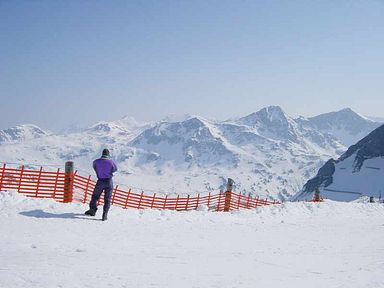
[93,158,117,180]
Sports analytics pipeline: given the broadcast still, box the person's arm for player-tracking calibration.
[112,160,117,173]
[93,160,97,173]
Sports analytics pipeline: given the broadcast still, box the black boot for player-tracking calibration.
[102,211,108,221]
[85,209,96,216]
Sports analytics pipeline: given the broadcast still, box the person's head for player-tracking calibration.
[101,148,110,159]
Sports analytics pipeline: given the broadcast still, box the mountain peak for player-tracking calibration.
[310,108,368,123]
[306,108,380,146]
[129,115,237,167]
[238,105,289,127]
[234,106,301,142]
[265,105,285,113]
[0,124,49,143]
[182,116,210,126]
[120,115,141,124]
[87,121,117,133]
[262,105,287,121]
[338,107,354,113]
[86,116,150,135]
[161,114,195,123]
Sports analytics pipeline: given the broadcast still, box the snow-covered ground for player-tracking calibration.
[1,191,384,288]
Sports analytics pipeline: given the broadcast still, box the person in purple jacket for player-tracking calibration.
[85,148,117,221]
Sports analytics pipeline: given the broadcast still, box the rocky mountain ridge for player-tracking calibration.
[0,106,381,200]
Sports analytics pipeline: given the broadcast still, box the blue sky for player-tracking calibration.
[1,0,383,131]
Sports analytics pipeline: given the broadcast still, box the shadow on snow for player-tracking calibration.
[19,209,101,221]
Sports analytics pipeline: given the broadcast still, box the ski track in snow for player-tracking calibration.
[1,191,384,288]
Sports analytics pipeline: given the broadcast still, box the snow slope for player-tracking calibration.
[0,107,379,200]
[295,124,384,201]
[321,156,384,201]
[1,191,384,288]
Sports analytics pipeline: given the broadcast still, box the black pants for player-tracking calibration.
[89,179,113,214]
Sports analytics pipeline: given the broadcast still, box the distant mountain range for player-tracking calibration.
[0,106,381,200]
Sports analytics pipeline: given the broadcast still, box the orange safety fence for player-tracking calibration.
[0,163,280,211]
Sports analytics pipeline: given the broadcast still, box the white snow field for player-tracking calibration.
[1,191,384,288]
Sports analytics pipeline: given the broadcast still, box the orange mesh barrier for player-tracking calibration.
[0,163,280,211]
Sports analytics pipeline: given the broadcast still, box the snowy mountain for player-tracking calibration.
[236,106,299,142]
[86,116,151,136]
[301,108,380,146]
[0,124,49,143]
[130,116,238,167]
[112,106,357,198]
[295,124,384,201]
[0,117,149,171]
[0,107,380,200]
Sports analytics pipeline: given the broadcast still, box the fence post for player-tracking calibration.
[17,165,25,193]
[138,191,144,209]
[151,193,156,209]
[63,161,74,203]
[195,193,200,210]
[35,167,43,198]
[112,185,118,205]
[0,163,6,191]
[52,168,60,199]
[185,194,190,210]
[216,192,221,212]
[246,193,251,209]
[207,192,211,209]
[224,178,234,212]
[124,188,131,209]
[83,175,92,204]
[175,195,180,211]
[163,195,168,209]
